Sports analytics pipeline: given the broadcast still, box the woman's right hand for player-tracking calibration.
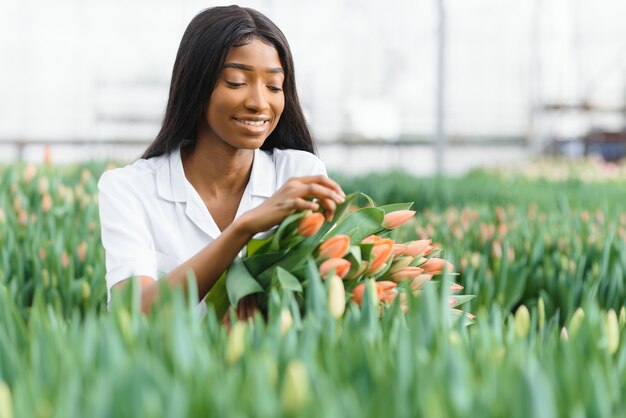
[236,175,345,236]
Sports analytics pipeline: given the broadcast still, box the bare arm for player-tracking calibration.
[111,175,345,314]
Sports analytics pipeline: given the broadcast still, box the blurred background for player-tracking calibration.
[1,0,625,175]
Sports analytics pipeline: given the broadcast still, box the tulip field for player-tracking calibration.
[1,159,626,417]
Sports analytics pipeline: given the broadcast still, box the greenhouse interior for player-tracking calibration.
[1,0,626,417]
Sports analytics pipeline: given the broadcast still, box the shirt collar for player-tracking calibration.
[248,148,276,198]
[156,146,276,203]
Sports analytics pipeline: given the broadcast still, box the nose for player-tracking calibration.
[243,82,270,112]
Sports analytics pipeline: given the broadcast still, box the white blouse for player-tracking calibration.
[98,146,327,307]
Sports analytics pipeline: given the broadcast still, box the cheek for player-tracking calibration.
[273,95,286,122]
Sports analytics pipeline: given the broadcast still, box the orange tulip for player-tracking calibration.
[377,281,398,304]
[449,283,464,294]
[410,274,432,294]
[352,283,369,306]
[382,210,416,230]
[453,309,476,320]
[352,281,397,306]
[392,244,408,256]
[41,193,52,213]
[298,212,324,237]
[404,240,433,257]
[319,258,351,279]
[388,256,413,274]
[390,266,424,282]
[318,235,350,259]
[361,235,381,244]
[368,239,394,274]
[420,258,454,274]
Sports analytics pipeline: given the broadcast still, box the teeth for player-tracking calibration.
[237,119,265,127]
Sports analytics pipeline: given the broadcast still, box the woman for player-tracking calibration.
[98,6,344,317]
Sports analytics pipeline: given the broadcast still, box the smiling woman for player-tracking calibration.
[98,6,345,317]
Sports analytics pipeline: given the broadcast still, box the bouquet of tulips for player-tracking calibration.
[206,192,474,323]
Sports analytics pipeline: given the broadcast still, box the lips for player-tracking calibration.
[233,116,270,132]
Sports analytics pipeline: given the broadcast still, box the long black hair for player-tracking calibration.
[142,6,315,159]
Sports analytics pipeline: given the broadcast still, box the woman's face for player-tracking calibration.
[202,38,285,151]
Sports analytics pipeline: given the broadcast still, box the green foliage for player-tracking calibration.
[0,161,625,417]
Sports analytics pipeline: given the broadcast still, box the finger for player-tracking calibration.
[320,198,336,221]
[298,183,344,204]
[290,197,320,212]
[295,175,345,197]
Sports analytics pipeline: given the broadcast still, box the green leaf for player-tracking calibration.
[270,212,305,251]
[329,207,385,242]
[273,267,303,293]
[304,258,325,319]
[359,192,375,207]
[449,294,476,308]
[317,192,360,237]
[244,250,289,277]
[378,202,414,213]
[204,270,230,318]
[226,257,263,306]
[246,236,274,256]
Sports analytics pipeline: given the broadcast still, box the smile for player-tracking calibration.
[233,118,268,127]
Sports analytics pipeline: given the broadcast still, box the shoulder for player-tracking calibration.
[270,149,327,178]
[98,156,162,196]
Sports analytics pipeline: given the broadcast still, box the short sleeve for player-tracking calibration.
[98,170,158,303]
[273,149,328,182]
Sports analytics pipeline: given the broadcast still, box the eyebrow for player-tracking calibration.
[223,63,284,74]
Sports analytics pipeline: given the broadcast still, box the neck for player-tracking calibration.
[181,138,254,198]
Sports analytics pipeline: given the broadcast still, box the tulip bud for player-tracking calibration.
[514,305,530,338]
[298,212,324,237]
[77,242,88,262]
[404,240,433,257]
[318,235,350,259]
[23,163,37,183]
[319,258,351,279]
[420,258,454,274]
[377,281,397,305]
[279,309,293,335]
[18,210,28,227]
[61,252,70,268]
[368,239,394,273]
[44,144,53,166]
[392,244,408,256]
[388,256,413,274]
[0,380,13,418]
[361,235,381,244]
[382,210,416,230]
[281,360,310,415]
[352,281,379,307]
[226,321,246,365]
[38,177,49,194]
[82,280,91,301]
[453,309,476,321]
[560,327,569,342]
[328,275,346,318]
[449,283,464,294]
[605,309,619,355]
[620,307,626,328]
[390,267,424,282]
[409,274,432,294]
[569,307,585,337]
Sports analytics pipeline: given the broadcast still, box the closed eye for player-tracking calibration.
[267,86,283,93]
[225,81,245,88]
